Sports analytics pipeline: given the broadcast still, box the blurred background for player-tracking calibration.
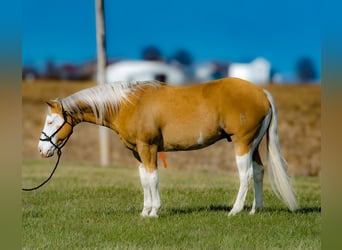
[23,0,320,84]
[22,0,320,177]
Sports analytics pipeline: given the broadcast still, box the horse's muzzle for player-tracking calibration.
[39,147,54,158]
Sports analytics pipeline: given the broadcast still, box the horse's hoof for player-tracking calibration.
[249,207,262,215]
[141,208,151,217]
[228,211,236,217]
[148,208,159,218]
[228,209,240,216]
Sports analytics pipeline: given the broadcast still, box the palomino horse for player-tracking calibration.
[38,77,298,217]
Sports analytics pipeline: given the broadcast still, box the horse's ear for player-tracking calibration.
[46,100,55,107]
[46,99,61,109]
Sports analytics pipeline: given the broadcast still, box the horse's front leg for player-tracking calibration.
[136,143,161,217]
[138,164,152,216]
[145,167,161,217]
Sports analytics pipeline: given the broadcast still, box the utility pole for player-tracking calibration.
[95,0,110,166]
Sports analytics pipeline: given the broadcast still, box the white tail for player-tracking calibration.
[263,90,298,211]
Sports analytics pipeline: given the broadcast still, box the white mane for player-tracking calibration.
[60,80,161,122]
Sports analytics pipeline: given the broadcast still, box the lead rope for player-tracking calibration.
[22,148,62,191]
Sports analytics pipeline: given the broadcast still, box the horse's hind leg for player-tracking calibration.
[250,148,264,215]
[228,143,253,216]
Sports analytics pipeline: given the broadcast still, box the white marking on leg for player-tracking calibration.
[139,165,161,218]
[250,161,264,215]
[229,152,253,216]
[197,132,204,145]
[148,170,161,217]
[139,165,152,217]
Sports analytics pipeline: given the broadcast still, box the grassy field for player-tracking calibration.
[22,160,321,249]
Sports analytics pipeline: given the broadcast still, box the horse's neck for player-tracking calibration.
[72,101,117,130]
[62,82,138,131]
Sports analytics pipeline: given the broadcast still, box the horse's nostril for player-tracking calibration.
[39,149,44,157]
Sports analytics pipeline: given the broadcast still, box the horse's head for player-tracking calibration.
[38,99,74,158]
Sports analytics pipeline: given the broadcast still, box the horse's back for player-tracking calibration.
[202,78,269,108]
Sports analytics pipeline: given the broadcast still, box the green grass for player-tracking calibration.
[22,160,321,249]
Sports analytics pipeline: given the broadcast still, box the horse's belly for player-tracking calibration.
[161,128,224,151]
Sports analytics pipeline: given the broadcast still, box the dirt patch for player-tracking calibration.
[22,80,321,176]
